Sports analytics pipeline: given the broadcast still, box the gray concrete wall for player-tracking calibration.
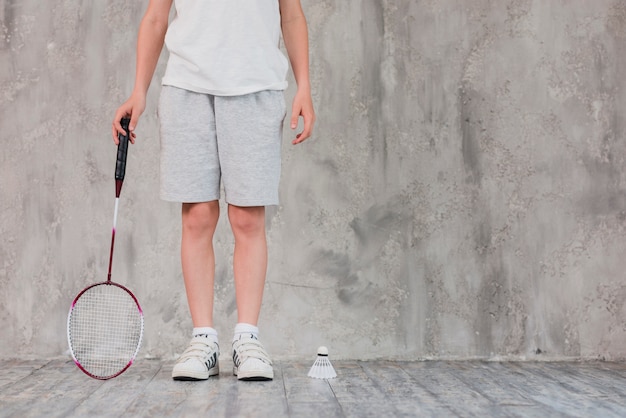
[1,0,625,361]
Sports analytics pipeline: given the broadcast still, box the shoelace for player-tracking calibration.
[233,338,272,366]
[179,337,218,362]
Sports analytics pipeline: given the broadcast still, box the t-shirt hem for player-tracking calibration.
[161,78,288,97]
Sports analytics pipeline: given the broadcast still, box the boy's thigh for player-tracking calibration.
[214,90,286,207]
[158,86,221,203]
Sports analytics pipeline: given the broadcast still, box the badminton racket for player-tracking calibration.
[67,118,144,380]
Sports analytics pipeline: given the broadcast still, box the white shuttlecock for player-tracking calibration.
[308,346,337,379]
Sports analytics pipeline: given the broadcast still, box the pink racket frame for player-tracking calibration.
[66,281,144,380]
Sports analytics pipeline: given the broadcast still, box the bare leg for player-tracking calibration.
[228,205,267,326]
[181,201,220,328]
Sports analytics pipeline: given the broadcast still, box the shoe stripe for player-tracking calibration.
[205,351,217,370]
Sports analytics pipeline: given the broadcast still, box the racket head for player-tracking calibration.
[67,281,144,380]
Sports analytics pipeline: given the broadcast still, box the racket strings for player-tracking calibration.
[68,284,143,379]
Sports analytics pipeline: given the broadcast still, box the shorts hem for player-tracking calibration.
[225,196,279,207]
[160,193,221,203]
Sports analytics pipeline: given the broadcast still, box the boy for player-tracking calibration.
[112,0,315,381]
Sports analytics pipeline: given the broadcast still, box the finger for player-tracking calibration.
[290,109,299,130]
[112,110,127,144]
[127,129,136,144]
[112,123,119,145]
[293,131,308,144]
[129,115,139,143]
[292,129,308,145]
[293,116,313,144]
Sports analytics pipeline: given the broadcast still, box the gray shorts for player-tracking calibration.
[158,86,285,206]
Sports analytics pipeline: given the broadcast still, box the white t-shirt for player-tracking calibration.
[161,0,289,96]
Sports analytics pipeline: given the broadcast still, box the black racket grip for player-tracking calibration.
[115,118,130,181]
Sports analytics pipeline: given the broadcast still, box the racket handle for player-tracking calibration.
[116,118,130,181]
[115,118,130,197]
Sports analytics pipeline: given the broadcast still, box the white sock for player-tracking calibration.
[233,323,259,342]
[193,327,218,345]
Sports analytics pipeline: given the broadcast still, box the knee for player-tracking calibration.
[228,205,265,237]
[182,202,219,236]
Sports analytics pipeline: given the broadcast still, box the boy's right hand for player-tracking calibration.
[112,93,146,145]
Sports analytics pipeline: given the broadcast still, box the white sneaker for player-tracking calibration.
[232,334,274,381]
[172,335,219,381]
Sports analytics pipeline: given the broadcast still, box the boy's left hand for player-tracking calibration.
[290,88,315,144]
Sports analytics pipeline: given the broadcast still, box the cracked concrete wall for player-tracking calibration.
[1,0,625,361]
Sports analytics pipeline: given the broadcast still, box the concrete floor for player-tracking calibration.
[1,358,625,417]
